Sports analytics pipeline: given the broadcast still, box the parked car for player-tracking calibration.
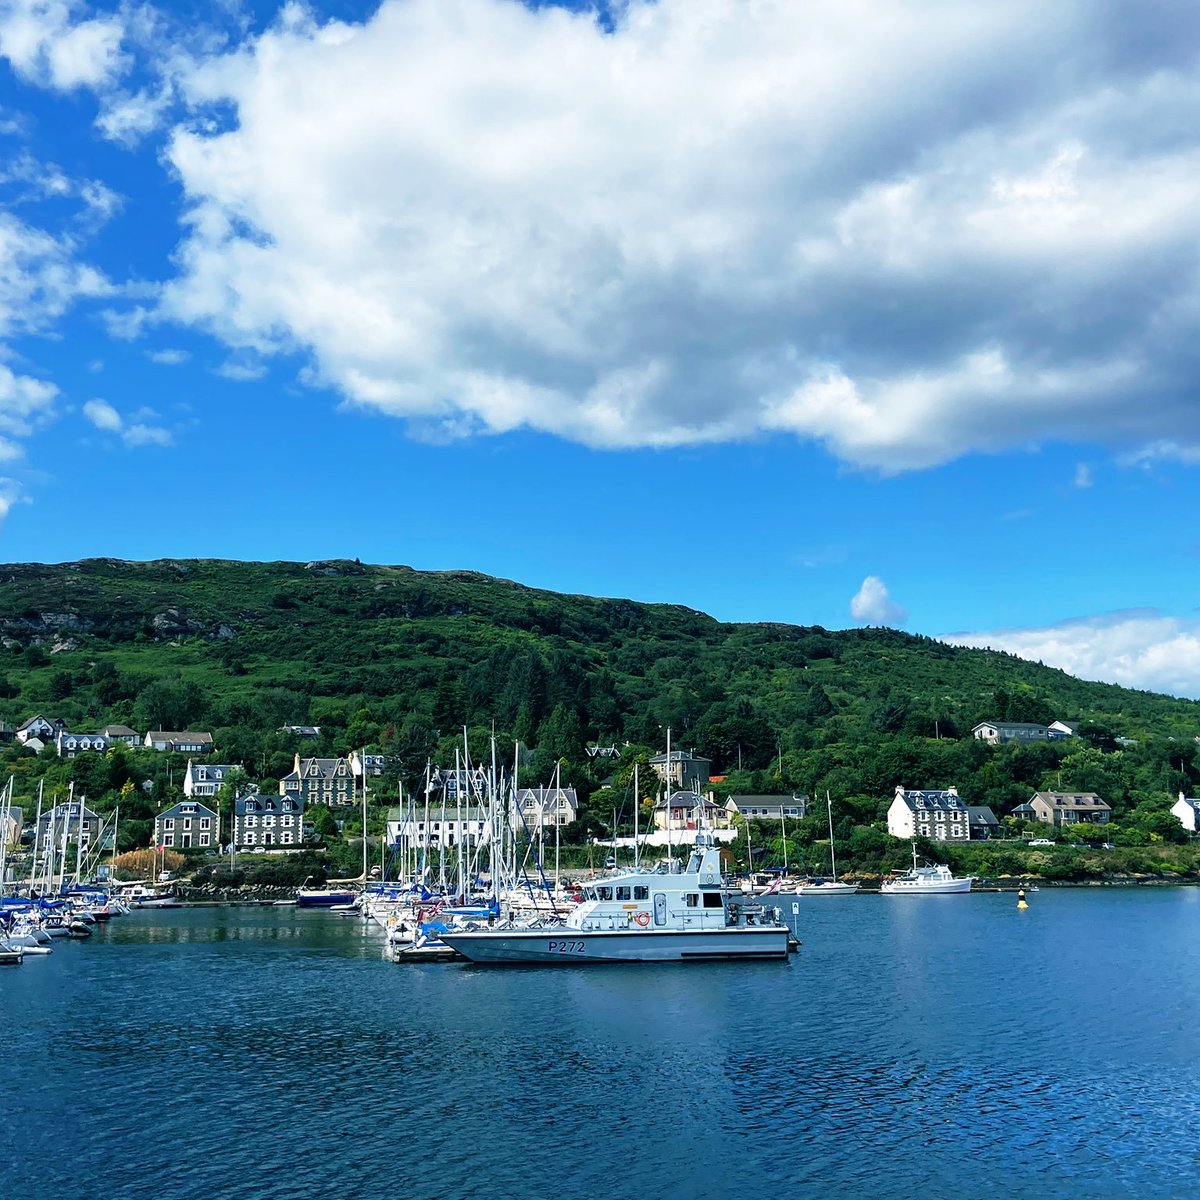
[1028,838,1055,846]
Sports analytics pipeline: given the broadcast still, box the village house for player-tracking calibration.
[350,751,387,778]
[17,715,67,745]
[55,730,112,759]
[37,801,102,849]
[1047,720,1079,739]
[234,792,311,850]
[1171,792,1200,833]
[726,795,809,822]
[279,724,321,739]
[183,761,238,799]
[972,721,1049,744]
[155,800,217,850]
[887,786,970,842]
[648,749,712,793]
[2,804,22,850]
[386,805,492,851]
[513,786,579,829]
[1012,791,1111,826]
[144,730,214,754]
[280,753,354,807]
[100,724,140,748]
[653,790,731,833]
[967,806,1002,840]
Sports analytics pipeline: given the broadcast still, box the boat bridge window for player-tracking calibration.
[685,893,699,907]
[597,887,613,900]
[633,886,649,900]
[616,886,631,900]
[702,893,722,909]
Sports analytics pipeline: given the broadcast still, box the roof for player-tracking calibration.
[728,795,808,811]
[237,792,304,814]
[895,788,964,811]
[101,724,138,736]
[1030,791,1111,810]
[148,730,214,744]
[974,721,1048,732]
[159,801,217,819]
[967,806,1000,825]
[186,761,235,781]
[649,750,710,764]
[514,786,579,804]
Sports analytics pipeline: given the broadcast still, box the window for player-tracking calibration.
[685,894,699,907]
[703,893,723,909]
[164,819,174,830]
[597,887,612,900]
[199,833,210,846]
[633,886,649,900]
[200,819,210,830]
[245,814,257,827]
[283,801,293,812]
[616,886,631,900]
[264,815,276,827]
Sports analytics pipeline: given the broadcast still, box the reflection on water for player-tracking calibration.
[2,893,1197,1200]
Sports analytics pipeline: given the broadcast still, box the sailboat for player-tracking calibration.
[797,793,860,896]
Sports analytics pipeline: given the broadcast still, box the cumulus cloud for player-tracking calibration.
[0,0,126,91]
[945,612,1200,699]
[82,396,172,446]
[146,347,189,365]
[140,0,1200,466]
[851,576,907,626]
[0,361,56,448]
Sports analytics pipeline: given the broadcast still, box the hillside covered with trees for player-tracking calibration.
[2,557,1198,879]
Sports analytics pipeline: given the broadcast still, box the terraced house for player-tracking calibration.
[280,753,355,807]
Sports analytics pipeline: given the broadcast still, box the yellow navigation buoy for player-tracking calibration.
[1017,887,1029,910]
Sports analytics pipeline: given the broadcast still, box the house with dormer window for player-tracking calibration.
[183,760,238,798]
[1012,791,1111,826]
[280,754,354,807]
[155,800,217,850]
[887,786,970,842]
[512,786,579,829]
[235,792,312,849]
[17,715,67,745]
[144,730,214,754]
[56,730,112,759]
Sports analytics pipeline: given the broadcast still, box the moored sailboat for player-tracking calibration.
[797,793,860,896]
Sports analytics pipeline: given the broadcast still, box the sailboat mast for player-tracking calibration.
[826,791,837,881]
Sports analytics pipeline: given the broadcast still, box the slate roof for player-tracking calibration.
[896,788,965,811]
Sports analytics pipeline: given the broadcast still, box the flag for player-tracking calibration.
[761,877,782,896]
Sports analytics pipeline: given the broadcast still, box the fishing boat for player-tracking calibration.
[880,842,972,894]
[797,793,860,896]
[437,834,795,964]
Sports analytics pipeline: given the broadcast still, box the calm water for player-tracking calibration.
[2,889,1198,1200]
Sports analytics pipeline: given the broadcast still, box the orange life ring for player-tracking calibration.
[634,911,651,927]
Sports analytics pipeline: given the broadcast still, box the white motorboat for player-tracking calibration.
[880,842,972,894]
[437,834,795,964]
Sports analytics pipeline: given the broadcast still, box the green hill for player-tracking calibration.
[2,557,1198,877]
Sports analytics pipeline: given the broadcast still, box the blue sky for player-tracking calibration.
[2,0,1200,695]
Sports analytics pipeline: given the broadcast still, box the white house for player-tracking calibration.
[17,715,66,745]
[155,800,217,850]
[1048,720,1079,739]
[512,786,579,829]
[386,806,493,851]
[1171,792,1200,833]
[727,795,808,822]
[183,761,237,798]
[100,724,140,748]
[887,786,970,842]
[55,730,111,759]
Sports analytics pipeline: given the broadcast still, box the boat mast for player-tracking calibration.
[826,791,837,881]
[28,780,43,896]
[360,747,368,883]
[665,727,672,871]
[633,762,639,872]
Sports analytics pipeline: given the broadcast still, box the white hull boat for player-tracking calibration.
[439,834,794,965]
[796,879,861,896]
[880,843,972,894]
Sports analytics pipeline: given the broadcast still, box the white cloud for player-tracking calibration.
[81,396,171,446]
[850,576,907,626]
[146,347,189,365]
[149,0,1200,466]
[214,357,266,382]
[82,396,121,430]
[0,361,56,441]
[945,612,1200,699]
[1073,462,1093,489]
[0,0,126,91]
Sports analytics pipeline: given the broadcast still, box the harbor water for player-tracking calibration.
[2,888,1198,1200]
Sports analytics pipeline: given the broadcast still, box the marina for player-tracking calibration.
[1,890,1196,1200]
